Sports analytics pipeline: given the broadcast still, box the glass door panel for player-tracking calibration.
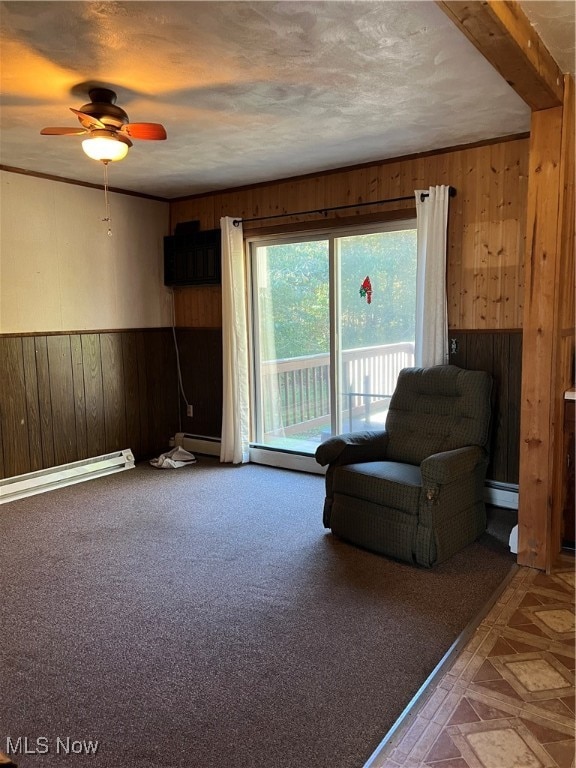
[337,228,417,435]
[252,238,331,453]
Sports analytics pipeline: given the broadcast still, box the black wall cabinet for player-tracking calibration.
[164,220,221,286]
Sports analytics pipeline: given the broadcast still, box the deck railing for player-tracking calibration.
[260,341,414,435]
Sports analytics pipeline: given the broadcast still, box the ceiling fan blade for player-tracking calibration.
[70,108,106,130]
[122,122,167,140]
[40,127,87,135]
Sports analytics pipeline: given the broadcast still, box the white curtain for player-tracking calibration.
[220,217,250,464]
[414,185,450,367]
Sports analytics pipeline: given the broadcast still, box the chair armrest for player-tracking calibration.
[421,446,486,485]
[315,430,389,467]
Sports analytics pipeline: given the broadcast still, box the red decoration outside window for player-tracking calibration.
[359,276,372,304]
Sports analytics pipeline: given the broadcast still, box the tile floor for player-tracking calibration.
[370,565,575,768]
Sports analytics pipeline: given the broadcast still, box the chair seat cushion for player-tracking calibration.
[333,461,422,514]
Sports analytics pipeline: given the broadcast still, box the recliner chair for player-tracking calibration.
[315,365,492,567]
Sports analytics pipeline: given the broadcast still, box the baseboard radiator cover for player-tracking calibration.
[174,432,221,457]
[0,449,135,505]
[484,480,519,510]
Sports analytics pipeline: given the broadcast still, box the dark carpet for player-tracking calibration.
[0,458,515,768]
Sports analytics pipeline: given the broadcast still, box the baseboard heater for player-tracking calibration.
[174,432,221,457]
[484,480,519,510]
[0,449,135,505]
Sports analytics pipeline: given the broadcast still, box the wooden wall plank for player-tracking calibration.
[507,331,523,483]
[475,149,491,328]
[81,333,106,459]
[491,332,510,483]
[21,336,43,471]
[122,331,142,458]
[502,142,527,327]
[446,154,464,330]
[100,333,127,453]
[144,330,164,451]
[34,336,56,469]
[486,143,504,328]
[464,148,479,329]
[0,337,30,477]
[70,334,88,460]
[47,335,77,465]
[135,331,152,459]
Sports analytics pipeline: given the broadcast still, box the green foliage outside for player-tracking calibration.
[257,229,417,360]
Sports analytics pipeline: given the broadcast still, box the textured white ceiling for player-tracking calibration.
[0,1,570,199]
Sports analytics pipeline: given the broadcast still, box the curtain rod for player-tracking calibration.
[232,186,456,227]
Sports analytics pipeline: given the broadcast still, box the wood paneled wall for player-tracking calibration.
[171,135,529,331]
[0,330,179,479]
[448,330,522,484]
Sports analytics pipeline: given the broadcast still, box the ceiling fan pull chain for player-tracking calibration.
[102,161,113,237]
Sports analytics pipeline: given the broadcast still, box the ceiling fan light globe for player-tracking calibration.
[82,136,129,162]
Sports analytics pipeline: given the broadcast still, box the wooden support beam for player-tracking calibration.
[549,75,575,571]
[517,102,566,570]
[437,1,564,110]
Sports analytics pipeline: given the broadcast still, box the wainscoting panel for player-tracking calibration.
[1,328,521,481]
[175,328,223,439]
[0,330,179,480]
[35,336,56,470]
[101,332,128,455]
[0,336,30,477]
[22,336,44,472]
[81,333,107,460]
[48,334,79,466]
[448,330,522,484]
[122,331,142,461]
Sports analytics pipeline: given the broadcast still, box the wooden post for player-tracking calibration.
[518,78,574,569]
[549,76,576,570]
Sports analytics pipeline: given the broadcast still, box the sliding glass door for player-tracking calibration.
[249,221,416,466]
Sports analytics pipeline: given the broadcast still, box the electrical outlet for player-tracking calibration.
[186,404,194,418]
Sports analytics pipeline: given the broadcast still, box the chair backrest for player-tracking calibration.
[385,365,492,465]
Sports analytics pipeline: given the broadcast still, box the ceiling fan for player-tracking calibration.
[40,87,167,162]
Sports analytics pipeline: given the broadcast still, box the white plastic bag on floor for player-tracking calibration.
[150,446,197,469]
